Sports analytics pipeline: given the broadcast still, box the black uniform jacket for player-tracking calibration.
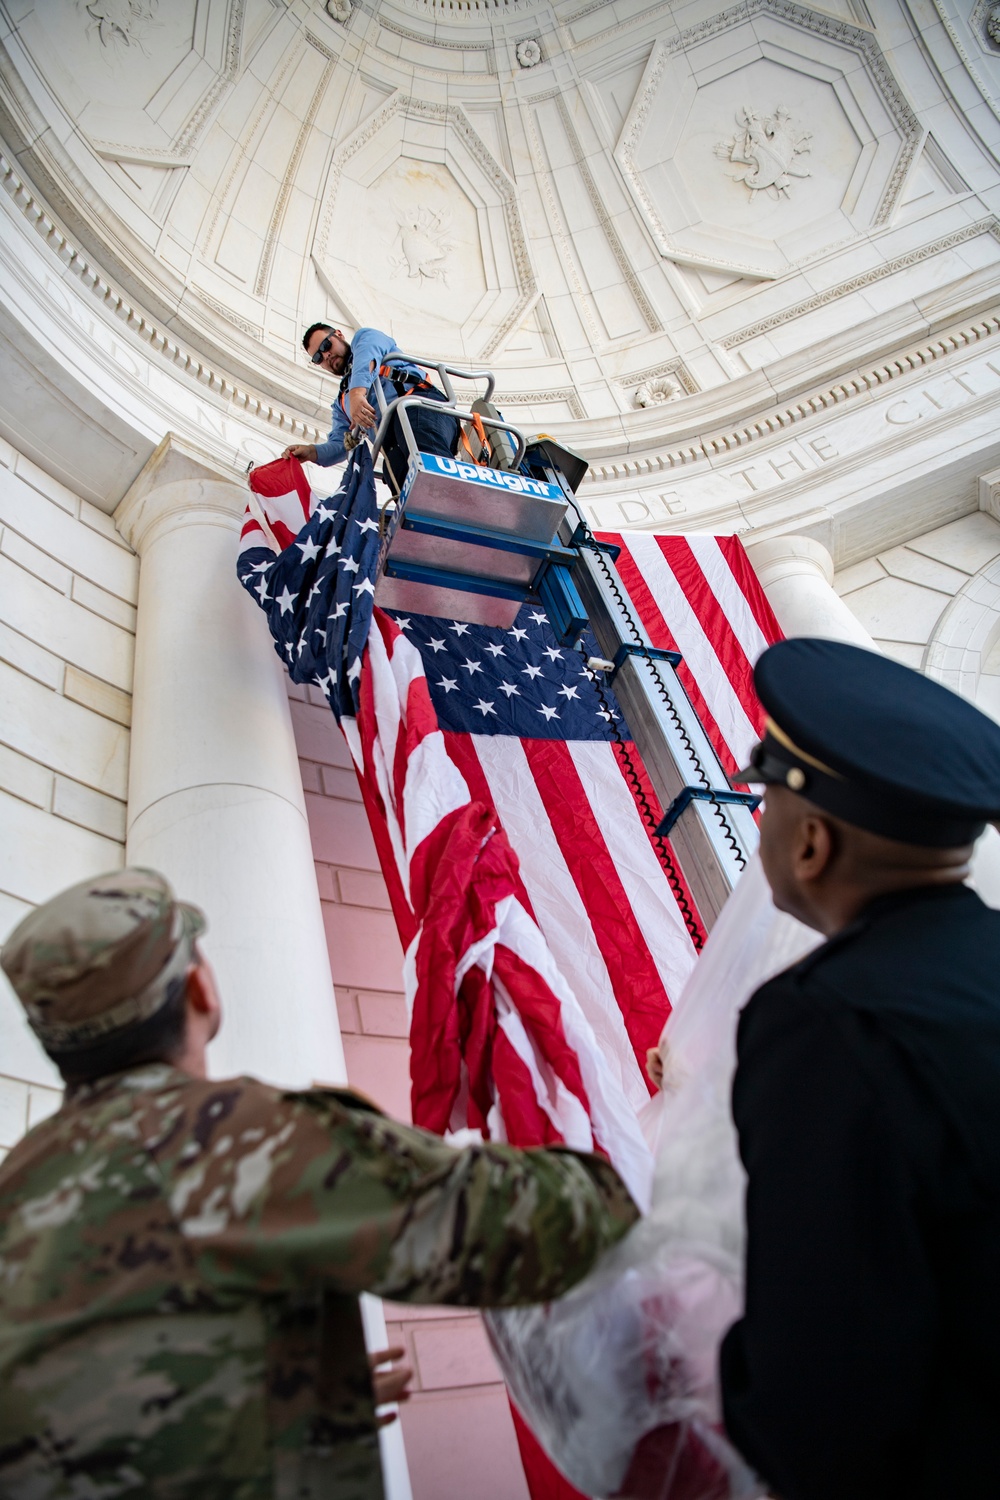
[720,882,1000,1500]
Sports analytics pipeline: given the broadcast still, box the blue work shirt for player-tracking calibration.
[314,328,429,467]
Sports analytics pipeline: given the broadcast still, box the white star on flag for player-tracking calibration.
[353,577,376,597]
[523,664,543,680]
[277,587,295,615]
[474,700,497,716]
[341,556,360,574]
[508,626,528,642]
[485,643,506,657]
[428,638,446,653]
[558,685,580,701]
[356,516,380,534]
[543,646,563,663]
[297,537,322,562]
[450,621,470,636]
[438,677,459,693]
[538,704,560,721]
[329,601,348,620]
[498,682,520,697]
[461,659,483,674]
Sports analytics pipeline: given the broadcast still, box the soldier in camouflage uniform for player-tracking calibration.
[0,869,639,1499]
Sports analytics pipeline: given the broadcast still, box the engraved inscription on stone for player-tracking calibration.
[715,105,812,201]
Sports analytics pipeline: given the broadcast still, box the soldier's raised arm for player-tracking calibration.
[168,1083,639,1307]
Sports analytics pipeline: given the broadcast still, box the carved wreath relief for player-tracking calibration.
[390,205,455,284]
[82,0,158,51]
[716,105,812,201]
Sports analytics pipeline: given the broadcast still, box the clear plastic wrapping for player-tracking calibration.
[486,857,820,1499]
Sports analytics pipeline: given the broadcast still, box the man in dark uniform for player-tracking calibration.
[722,637,1000,1500]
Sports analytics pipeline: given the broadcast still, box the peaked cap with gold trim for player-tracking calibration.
[731,638,1000,847]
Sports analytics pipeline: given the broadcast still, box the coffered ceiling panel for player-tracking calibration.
[615,2,922,279]
[313,96,535,360]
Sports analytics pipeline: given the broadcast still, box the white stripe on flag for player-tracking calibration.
[498,897,654,1211]
[472,733,650,1111]
[492,979,596,1153]
[625,534,759,756]
[566,740,699,997]
[683,536,771,670]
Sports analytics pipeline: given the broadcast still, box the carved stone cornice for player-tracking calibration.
[721,220,1000,348]
[581,310,1000,485]
[0,148,325,447]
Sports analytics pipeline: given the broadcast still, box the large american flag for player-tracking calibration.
[238,448,780,1170]
[238,448,780,1491]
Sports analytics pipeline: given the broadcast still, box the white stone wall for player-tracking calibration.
[835,511,1000,671]
[0,437,138,1158]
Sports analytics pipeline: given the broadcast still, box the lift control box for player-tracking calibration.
[375,452,574,629]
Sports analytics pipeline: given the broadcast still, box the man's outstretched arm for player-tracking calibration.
[184,1085,639,1308]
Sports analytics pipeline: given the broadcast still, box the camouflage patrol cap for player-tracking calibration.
[0,868,205,1053]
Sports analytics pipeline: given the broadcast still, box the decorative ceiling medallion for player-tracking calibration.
[516,37,542,67]
[634,376,684,408]
[716,105,812,201]
[615,0,922,281]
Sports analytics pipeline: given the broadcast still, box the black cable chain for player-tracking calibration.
[586,659,704,951]
[582,536,747,874]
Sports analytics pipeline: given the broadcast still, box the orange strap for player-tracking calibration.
[341,367,434,417]
[459,412,489,466]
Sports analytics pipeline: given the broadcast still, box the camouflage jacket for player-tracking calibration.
[0,1064,638,1499]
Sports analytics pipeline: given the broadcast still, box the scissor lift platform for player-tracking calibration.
[375,452,580,632]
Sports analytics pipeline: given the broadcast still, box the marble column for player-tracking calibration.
[116,435,346,1088]
[744,534,878,648]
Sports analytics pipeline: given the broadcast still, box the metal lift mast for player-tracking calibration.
[366,356,759,930]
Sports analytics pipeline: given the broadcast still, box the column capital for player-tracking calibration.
[115,432,245,554]
[744,533,834,589]
[979,466,1000,524]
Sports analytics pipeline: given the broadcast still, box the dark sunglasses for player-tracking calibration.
[311,335,336,365]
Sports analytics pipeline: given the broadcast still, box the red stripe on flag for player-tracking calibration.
[441,731,536,921]
[355,650,418,949]
[599,533,738,775]
[610,740,708,950]
[655,536,759,738]
[522,738,670,1092]
[715,535,784,663]
[510,1405,588,1500]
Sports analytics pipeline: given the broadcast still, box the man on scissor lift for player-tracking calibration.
[283,323,460,491]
